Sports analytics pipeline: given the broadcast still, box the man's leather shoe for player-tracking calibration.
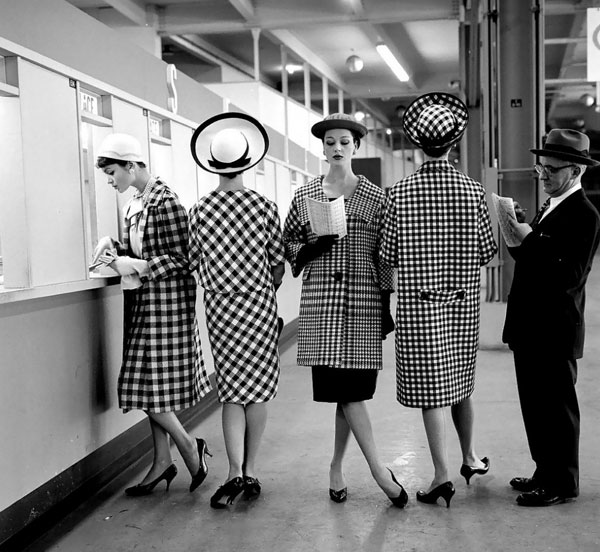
[509,476,538,492]
[516,488,571,507]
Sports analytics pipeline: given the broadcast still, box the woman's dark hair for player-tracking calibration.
[96,157,147,169]
[421,145,450,158]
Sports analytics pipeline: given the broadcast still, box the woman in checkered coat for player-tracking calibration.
[380,94,497,507]
[283,113,408,508]
[92,133,212,497]
[188,114,286,508]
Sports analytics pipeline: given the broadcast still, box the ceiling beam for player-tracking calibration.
[104,0,148,26]
[227,0,255,21]
[157,13,454,35]
[172,34,256,78]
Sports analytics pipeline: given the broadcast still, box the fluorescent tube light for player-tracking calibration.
[376,43,409,82]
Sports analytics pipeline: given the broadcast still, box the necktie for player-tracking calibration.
[531,198,551,228]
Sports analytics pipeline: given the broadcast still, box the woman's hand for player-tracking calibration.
[381,290,395,339]
[92,236,115,264]
[105,255,149,277]
[295,235,338,271]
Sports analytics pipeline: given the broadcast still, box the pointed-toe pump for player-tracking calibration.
[125,464,178,497]
[189,438,213,492]
[210,477,244,509]
[387,468,409,508]
[416,481,455,508]
[329,487,348,503]
[243,476,262,500]
[460,457,490,485]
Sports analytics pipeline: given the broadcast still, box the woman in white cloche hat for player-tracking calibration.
[92,132,212,496]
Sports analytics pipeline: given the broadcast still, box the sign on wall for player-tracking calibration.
[588,8,600,82]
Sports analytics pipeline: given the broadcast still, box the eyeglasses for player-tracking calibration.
[534,163,576,176]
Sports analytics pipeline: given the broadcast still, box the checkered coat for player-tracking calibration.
[283,175,394,370]
[188,189,285,404]
[115,180,211,413]
[380,160,497,408]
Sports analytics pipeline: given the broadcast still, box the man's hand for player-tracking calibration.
[506,216,532,245]
[513,201,528,224]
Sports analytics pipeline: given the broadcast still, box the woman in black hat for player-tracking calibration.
[283,113,407,508]
[189,113,286,508]
[381,93,497,507]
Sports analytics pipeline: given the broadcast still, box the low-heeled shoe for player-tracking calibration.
[516,488,571,507]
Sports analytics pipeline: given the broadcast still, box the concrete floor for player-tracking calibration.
[25,265,600,552]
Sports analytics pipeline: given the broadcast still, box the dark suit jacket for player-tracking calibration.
[503,189,600,358]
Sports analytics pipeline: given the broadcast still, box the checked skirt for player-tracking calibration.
[204,288,280,404]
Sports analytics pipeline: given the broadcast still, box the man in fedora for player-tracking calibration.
[380,93,497,504]
[503,128,600,506]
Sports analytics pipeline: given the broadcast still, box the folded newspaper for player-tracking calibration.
[305,196,347,238]
[491,193,521,247]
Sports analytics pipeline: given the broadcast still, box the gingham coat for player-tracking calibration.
[115,179,211,413]
[188,189,285,404]
[283,175,394,370]
[380,160,497,408]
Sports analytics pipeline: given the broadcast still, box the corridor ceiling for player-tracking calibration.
[66,0,600,144]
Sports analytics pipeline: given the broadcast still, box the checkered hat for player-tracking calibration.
[403,92,469,150]
[190,112,269,175]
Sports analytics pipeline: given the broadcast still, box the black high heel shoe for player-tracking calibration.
[387,468,409,508]
[329,487,348,503]
[125,464,177,496]
[243,476,262,500]
[210,477,244,509]
[460,456,490,485]
[189,438,212,492]
[416,481,455,508]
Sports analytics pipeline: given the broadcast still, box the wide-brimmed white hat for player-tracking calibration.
[97,133,145,163]
[190,112,269,175]
[403,92,469,151]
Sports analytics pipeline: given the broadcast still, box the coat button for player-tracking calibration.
[333,271,343,282]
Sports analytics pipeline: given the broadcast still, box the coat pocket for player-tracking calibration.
[417,288,467,304]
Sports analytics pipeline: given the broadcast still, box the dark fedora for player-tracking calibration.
[531,129,599,166]
[190,112,269,175]
[311,113,368,139]
[403,92,469,151]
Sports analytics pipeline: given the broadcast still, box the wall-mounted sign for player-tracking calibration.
[149,117,162,136]
[510,98,522,108]
[588,8,600,82]
[80,90,99,115]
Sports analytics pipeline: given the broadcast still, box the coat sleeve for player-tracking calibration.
[374,199,395,291]
[265,200,286,268]
[145,196,190,281]
[188,204,201,275]
[517,204,600,291]
[478,193,498,266]
[379,188,400,268]
[283,193,307,277]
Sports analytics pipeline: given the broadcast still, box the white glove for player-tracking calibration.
[92,236,115,264]
[106,255,150,277]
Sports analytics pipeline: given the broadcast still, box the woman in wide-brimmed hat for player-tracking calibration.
[283,112,408,508]
[91,133,212,497]
[188,112,286,508]
[381,93,497,507]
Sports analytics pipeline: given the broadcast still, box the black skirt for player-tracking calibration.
[311,366,378,403]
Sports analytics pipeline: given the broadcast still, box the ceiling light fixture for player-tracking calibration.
[376,43,409,82]
[346,54,364,73]
[285,63,303,75]
[354,110,366,122]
